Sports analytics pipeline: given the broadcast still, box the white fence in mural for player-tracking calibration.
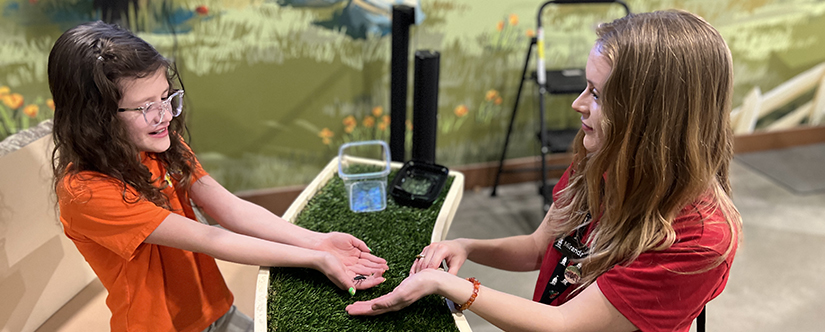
[731,62,825,134]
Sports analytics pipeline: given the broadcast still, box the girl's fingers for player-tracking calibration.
[349,236,370,253]
[356,258,389,271]
[352,276,385,290]
[360,252,388,265]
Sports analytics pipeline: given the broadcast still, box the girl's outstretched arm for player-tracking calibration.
[189,175,387,271]
[144,212,384,292]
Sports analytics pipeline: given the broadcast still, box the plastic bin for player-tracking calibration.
[337,140,391,212]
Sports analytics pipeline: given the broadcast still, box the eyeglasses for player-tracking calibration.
[117,89,184,127]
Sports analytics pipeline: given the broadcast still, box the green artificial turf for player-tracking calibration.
[267,170,460,332]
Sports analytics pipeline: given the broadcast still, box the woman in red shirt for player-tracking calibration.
[49,21,388,332]
[347,10,742,332]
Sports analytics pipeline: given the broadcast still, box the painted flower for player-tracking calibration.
[382,115,390,125]
[454,105,468,117]
[2,93,24,109]
[508,14,518,26]
[363,116,375,128]
[494,96,503,105]
[46,99,55,111]
[377,122,387,131]
[195,5,209,15]
[372,106,383,117]
[526,29,535,38]
[0,86,9,98]
[318,128,334,139]
[496,21,504,32]
[343,115,356,127]
[319,128,334,145]
[344,125,355,134]
[406,119,413,130]
[485,89,499,101]
[23,104,38,118]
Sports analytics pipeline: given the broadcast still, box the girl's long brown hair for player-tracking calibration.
[547,10,742,289]
[49,21,196,208]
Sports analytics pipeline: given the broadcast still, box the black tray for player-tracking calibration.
[389,160,449,209]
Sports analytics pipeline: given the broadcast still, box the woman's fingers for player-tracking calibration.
[345,300,382,315]
[412,245,452,273]
[346,293,402,315]
[446,258,463,275]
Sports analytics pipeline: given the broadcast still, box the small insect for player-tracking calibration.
[353,274,368,286]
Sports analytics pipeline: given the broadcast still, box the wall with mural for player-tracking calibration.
[2,0,824,192]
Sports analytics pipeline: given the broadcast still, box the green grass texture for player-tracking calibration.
[268,171,460,331]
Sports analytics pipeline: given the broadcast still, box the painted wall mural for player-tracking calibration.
[1,0,824,192]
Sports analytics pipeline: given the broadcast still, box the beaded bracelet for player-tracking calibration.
[455,277,480,311]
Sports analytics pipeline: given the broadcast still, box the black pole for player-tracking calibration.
[412,50,439,164]
[390,5,415,162]
[491,38,536,197]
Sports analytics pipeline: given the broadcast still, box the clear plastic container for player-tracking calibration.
[337,140,391,213]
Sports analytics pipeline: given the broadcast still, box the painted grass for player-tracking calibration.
[268,171,459,331]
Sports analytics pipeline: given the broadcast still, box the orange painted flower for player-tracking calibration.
[485,89,498,101]
[377,122,387,131]
[372,106,383,117]
[496,21,504,31]
[342,115,356,127]
[344,125,355,134]
[195,5,208,15]
[318,128,334,139]
[526,29,535,38]
[319,128,333,145]
[382,115,390,125]
[2,93,24,109]
[508,14,518,26]
[363,116,375,128]
[0,86,9,97]
[454,104,468,117]
[494,96,503,105]
[23,104,38,118]
[406,119,413,130]
[46,99,55,111]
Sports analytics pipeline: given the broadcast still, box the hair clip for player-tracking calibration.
[97,55,104,61]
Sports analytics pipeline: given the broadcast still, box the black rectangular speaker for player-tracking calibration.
[412,50,439,164]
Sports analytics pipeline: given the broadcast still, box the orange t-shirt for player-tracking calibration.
[58,152,233,332]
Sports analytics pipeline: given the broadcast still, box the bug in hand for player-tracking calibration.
[353,274,368,286]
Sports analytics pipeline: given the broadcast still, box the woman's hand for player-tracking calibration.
[346,269,444,316]
[312,232,389,293]
[410,239,469,275]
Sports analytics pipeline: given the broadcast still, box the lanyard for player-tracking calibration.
[539,213,591,304]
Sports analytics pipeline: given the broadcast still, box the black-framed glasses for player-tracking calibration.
[117,89,184,127]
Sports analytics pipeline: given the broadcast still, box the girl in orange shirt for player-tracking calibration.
[49,21,387,332]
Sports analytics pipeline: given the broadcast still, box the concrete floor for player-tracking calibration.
[36,159,825,331]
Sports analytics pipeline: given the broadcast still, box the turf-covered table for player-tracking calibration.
[253,157,469,332]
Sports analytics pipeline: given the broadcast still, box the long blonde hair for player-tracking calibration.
[547,10,742,289]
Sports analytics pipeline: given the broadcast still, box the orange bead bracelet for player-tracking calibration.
[455,277,480,312]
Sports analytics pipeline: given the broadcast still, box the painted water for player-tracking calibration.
[2,0,824,191]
